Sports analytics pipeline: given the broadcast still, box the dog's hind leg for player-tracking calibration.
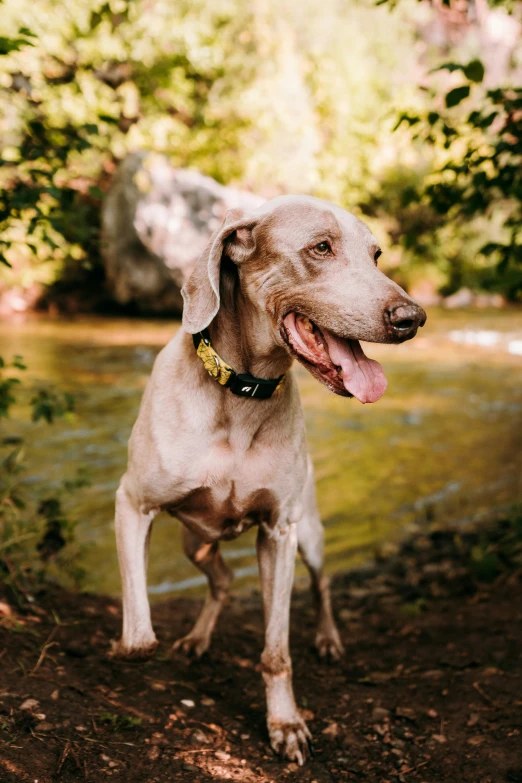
[172,527,233,658]
[112,475,158,658]
[297,461,344,661]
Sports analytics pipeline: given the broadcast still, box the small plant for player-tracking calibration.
[468,507,522,583]
[0,355,89,600]
[30,388,74,424]
[99,712,142,732]
[469,543,500,583]
[0,355,26,417]
[400,597,429,617]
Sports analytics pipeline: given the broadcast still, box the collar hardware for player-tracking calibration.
[193,329,284,399]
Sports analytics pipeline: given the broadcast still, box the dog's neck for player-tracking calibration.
[206,262,292,380]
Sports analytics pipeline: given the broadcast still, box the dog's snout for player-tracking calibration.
[385,301,426,341]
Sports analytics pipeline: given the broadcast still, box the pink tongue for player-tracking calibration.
[323,331,388,404]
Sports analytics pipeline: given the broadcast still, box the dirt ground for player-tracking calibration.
[1,521,521,783]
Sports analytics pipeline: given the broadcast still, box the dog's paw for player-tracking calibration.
[315,626,344,661]
[268,716,312,766]
[171,632,210,659]
[110,637,158,660]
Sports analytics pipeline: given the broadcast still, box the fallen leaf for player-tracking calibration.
[20,699,39,711]
[322,722,340,738]
[395,707,416,721]
[372,707,391,722]
[190,729,211,745]
[358,671,395,685]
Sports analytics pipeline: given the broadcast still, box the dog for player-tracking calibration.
[112,194,426,765]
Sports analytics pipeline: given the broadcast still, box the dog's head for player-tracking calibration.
[182,195,426,403]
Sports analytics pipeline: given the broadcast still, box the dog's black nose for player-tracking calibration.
[385,301,426,341]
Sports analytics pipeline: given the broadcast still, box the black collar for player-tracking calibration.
[192,329,285,399]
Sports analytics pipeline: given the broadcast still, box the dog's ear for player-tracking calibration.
[182,208,257,334]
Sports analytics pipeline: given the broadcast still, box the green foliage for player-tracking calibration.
[0,27,37,57]
[468,508,522,582]
[445,85,470,108]
[99,712,142,731]
[0,0,520,302]
[0,0,261,296]
[469,543,500,582]
[0,0,424,301]
[399,597,429,617]
[0,356,88,596]
[30,388,74,423]
[0,357,24,417]
[356,2,522,299]
[394,65,522,300]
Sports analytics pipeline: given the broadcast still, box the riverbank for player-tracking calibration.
[1,514,521,783]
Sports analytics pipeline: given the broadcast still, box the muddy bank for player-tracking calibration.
[1,517,521,783]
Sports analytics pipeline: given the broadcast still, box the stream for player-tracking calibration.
[1,308,521,596]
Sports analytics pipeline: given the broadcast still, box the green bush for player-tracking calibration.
[392,68,522,300]
[0,0,520,302]
[0,0,259,298]
[0,0,422,302]
[0,356,88,598]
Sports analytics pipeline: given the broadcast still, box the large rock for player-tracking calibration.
[101,152,264,313]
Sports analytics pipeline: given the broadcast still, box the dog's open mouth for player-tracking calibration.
[282,312,388,404]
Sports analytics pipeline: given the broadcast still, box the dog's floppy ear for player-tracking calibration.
[182,208,257,334]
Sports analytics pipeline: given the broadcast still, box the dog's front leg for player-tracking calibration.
[257,521,311,766]
[111,476,158,658]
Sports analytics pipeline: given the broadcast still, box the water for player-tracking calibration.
[1,309,521,596]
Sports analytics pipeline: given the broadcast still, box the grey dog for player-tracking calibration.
[112,194,426,764]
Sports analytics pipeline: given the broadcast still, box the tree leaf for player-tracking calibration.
[431,62,463,75]
[0,36,35,55]
[445,85,470,108]
[18,27,38,38]
[463,59,484,83]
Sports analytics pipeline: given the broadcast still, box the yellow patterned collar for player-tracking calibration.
[192,329,285,399]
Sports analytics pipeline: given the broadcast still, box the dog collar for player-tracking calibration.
[192,329,285,399]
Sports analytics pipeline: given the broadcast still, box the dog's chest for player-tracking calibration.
[168,483,277,541]
[163,437,293,541]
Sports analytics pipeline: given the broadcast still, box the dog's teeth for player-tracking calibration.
[301,317,313,332]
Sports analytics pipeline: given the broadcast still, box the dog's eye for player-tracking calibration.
[314,241,331,255]
[374,248,382,264]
